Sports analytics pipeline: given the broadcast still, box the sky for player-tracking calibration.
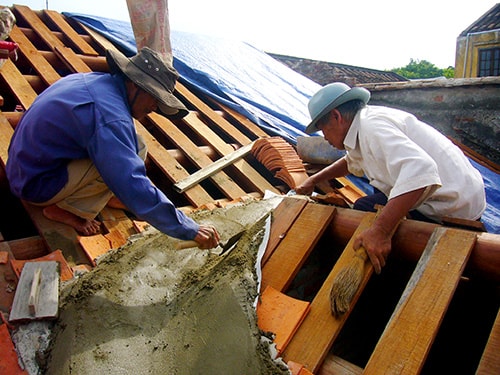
[6,0,498,70]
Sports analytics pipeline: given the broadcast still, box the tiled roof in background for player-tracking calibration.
[267,53,408,86]
[460,3,500,35]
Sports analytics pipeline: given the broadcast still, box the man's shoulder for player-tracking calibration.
[57,71,106,83]
[360,105,418,128]
[44,72,112,96]
[363,105,407,116]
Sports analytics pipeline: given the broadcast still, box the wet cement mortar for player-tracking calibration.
[34,197,291,375]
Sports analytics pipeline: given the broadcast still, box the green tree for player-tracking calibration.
[389,59,455,79]
[442,66,455,78]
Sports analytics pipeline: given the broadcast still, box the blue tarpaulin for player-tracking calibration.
[65,13,500,234]
[65,12,317,144]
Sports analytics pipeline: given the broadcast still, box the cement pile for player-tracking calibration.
[30,197,289,374]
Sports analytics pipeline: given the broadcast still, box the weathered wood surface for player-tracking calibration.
[173,141,255,195]
[14,5,91,73]
[182,112,279,195]
[8,25,60,86]
[328,207,500,283]
[134,119,215,207]
[476,307,500,375]
[43,10,99,56]
[0,114,14,164]
[261,196,308,266]
[176,82,255,146]
[262,203,336,293]
[364,228,477,374]
[20,203,91,267]
[0,59,38,109]
[148,113,247,198]
[282,211,378,373]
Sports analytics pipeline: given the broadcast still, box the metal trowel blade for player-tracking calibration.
[219,230,245,255]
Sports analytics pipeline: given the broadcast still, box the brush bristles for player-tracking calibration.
[330,257,365,318]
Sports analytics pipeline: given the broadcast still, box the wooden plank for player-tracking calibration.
[14,5,66,49]
[7,236,47,260]
[8,25,60,86]
[336,177,366,199]
[183,112,280,195]
[1,111,22,128]
[148,113,247,199]
[80,24,118,56]
[43,10,99,56]
[0,113,15,164]
[5,236,45,260]
[0,59,37,109]
[134,120,215,207]
[54,45,92,73]
[318,355,363,375]
[213,101,269,138]
[477,308,500,374]
[28,268,42,315]
[9,261,59,322]
[282,211,378,373]
[14,5,91,73]
[364,227,477,375]
[173,142,254,195]
[0,242,17,314]
[261,203,336,292]
[176,81,254,145]
[441,216,486,232]
[20,203,91,267]
[262,196,308,266]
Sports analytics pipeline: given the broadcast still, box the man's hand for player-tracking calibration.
[295,177,316,195]
[295,157,349,196]
[193,224,220,249]
[353,225,392,274]
[352,187,426,274]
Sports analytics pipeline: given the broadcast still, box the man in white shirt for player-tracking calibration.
[296,82,486,274]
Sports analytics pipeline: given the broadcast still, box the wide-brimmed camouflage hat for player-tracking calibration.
[106,47,188,119]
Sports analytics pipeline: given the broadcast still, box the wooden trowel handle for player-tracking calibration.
[175,240,199,250]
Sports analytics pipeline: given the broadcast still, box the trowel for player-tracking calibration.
[175,230,245,255]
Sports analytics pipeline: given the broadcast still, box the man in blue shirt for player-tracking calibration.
[6,47,220,248]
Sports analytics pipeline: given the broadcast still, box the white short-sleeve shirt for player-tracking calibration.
[343,106,486,221]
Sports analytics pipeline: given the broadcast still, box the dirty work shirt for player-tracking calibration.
[343,105,486,222]
[6,72,198,240]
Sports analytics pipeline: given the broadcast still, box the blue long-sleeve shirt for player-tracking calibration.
[6,72,199,240]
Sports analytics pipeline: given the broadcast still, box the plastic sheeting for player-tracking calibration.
[475,160,500,234]
[65,13,499,234]
[171,32,318,143]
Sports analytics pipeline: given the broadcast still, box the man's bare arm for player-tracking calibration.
[354,187,427,274]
